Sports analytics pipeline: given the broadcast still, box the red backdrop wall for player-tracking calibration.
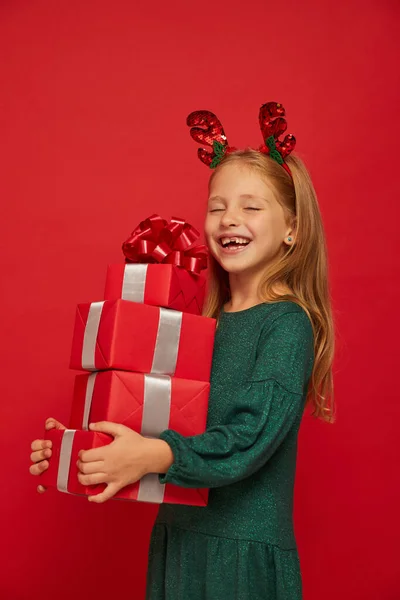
[1,1,399,598]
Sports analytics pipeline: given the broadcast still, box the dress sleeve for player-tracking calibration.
[158,310,315,488]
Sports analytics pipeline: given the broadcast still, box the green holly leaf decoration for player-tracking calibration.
[265,135,284,165]
[270,149,284,164]
[210,156,221,169]
[209,140,226,168]
[266,135,276,150]
[213,140,226,158]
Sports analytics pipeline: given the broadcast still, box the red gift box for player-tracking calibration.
[70,370,210,438]
[117,214,208,315]
[40,429,113,496]
[104,264,206,315]
[69,300,216,382]
[41,428,209,506]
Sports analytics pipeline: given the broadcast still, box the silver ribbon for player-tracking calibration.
[57,429,76,494]
[151,308,182,375]
[82,372,97,430]
[121,264,148,303]
[81,302,104,370]
[137,374,171,503]
[79,372,171,504]
[80,303,182,375]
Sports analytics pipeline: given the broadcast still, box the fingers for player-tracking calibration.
[78,447,106,463]
[77,471,107,486]
[45,418,66,431]
[31,439,52,452]
[30,448,52,463]
[89,421,125,437]
[77,460,104,475]
[88,482,120,504]
[29,460,49,476]
[37,485,47,493]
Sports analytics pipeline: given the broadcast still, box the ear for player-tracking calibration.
[284,216,297,246]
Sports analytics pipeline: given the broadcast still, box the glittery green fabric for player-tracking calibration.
[146,301,315,600]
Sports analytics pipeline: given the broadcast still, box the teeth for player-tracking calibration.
[220,237,250,247]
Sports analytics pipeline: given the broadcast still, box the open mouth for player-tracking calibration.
[218,236,252,251]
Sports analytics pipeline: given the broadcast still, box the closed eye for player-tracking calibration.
[209,207,261,212]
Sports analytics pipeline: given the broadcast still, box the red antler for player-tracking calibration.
[278,135,296,159]
[259,102,296,159]
[259,102,287,139]
[187,111,229,167]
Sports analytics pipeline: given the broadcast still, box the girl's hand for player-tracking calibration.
[29,418,66,493]
[77,421,168,504]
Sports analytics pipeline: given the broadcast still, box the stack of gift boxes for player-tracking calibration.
[41,215,216,506]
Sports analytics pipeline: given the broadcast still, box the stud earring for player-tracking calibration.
[287,237,292,242]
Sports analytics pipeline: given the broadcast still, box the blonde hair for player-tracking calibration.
[203,149,336,424]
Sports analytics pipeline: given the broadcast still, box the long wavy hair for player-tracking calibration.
[202,149,336,423]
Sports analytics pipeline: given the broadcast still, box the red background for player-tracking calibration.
[1,1,399,599]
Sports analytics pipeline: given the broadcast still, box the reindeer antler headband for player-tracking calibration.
[186,102,295,177]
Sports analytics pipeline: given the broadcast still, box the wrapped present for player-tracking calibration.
[69,299,216,382]
[41,428,209,506]
[104,263,206,315]
[105,214,208,315]
[40,428,112,496]
[69,370,210,437]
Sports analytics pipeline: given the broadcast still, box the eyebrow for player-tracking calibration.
[208,194,269,202]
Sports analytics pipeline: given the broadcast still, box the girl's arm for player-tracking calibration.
[152,309,315,489]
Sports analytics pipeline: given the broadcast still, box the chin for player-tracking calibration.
[216,257,255,274]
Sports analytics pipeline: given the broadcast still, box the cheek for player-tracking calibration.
[204,215,215,241]
[250,216,270,238]
[252,214,283,241]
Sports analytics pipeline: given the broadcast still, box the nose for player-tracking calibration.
[220,206,242,228]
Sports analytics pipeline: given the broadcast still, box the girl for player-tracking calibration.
[29,103,335,600]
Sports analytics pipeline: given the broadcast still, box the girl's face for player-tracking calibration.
[205,162,293,276]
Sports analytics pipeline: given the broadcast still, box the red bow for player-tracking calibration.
[122,214,208,275]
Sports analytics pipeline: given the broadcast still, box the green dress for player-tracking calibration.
[146,301,315,600]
